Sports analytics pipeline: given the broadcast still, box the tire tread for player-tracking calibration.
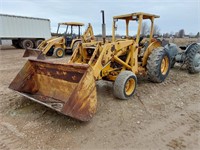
[113,71,137,100]
[147,47,170,83]
[185,44,200,73]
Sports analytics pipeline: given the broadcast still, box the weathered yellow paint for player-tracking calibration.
[59,22,84,26]
[142,41,162,66]
[23,23,95,59]
[70,12,162,80]
[12,12,164,121]
[9,60,97,121]
[113,12,160,20]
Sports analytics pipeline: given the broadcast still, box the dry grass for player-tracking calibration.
[167,38,200,46]
[95,37,200,46]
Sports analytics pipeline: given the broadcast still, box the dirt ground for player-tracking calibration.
[0,45,200,150]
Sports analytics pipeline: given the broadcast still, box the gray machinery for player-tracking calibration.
[165,43,200,73]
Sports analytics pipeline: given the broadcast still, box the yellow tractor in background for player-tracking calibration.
[23,22,95,59]
[9,12,171,121]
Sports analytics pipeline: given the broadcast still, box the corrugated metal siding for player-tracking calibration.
[0,14,51,39]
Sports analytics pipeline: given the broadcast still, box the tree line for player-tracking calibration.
[141,22,200,38]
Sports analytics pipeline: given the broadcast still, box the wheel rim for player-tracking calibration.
[26,42,30,47]
[161,56,169,75]
[125,78,135,96]
[57,49,63,57]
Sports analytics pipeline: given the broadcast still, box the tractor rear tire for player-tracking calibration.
[54,48,65,58]
[147,47,170,83]
[185,44,200,73]
[22,39,34,49]
[113,71,137,100]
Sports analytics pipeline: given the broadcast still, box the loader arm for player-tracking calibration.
[23,37,66,59]
[38,37,65,54]
[81,23,95,43]
[69,40,137,80]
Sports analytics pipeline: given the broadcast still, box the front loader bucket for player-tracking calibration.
[23,48,45,60]
[9,59,97,121]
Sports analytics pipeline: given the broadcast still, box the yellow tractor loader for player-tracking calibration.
[23,22,95,59]
[9,12,170,121]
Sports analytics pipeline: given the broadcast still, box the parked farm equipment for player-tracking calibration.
[165,43,200,73]
[9,11,200,121]
[23,22,95,59]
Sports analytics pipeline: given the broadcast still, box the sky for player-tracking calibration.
[0,0,200,35]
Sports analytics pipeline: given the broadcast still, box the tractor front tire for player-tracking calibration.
[113,71,137,100]
[185,44,200,73]
[147,47,170,83]
[54,48,65,58]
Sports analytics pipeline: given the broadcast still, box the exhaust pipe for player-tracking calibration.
[101,10,106,43]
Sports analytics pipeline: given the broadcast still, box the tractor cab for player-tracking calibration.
[57,22,84,47]
[112,12,161,63]
[112,12,160,46]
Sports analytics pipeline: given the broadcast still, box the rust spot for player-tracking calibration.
[9,59,97,122]
[101,59,105,66]
[62,82,97,121]
[72,75,77,81]
[111,45,115,52]
[35,63,84,83]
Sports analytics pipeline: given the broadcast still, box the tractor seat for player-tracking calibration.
[65,37,73,47]
[139,37,149,47]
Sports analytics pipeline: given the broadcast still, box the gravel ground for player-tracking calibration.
[0,46,199,150]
